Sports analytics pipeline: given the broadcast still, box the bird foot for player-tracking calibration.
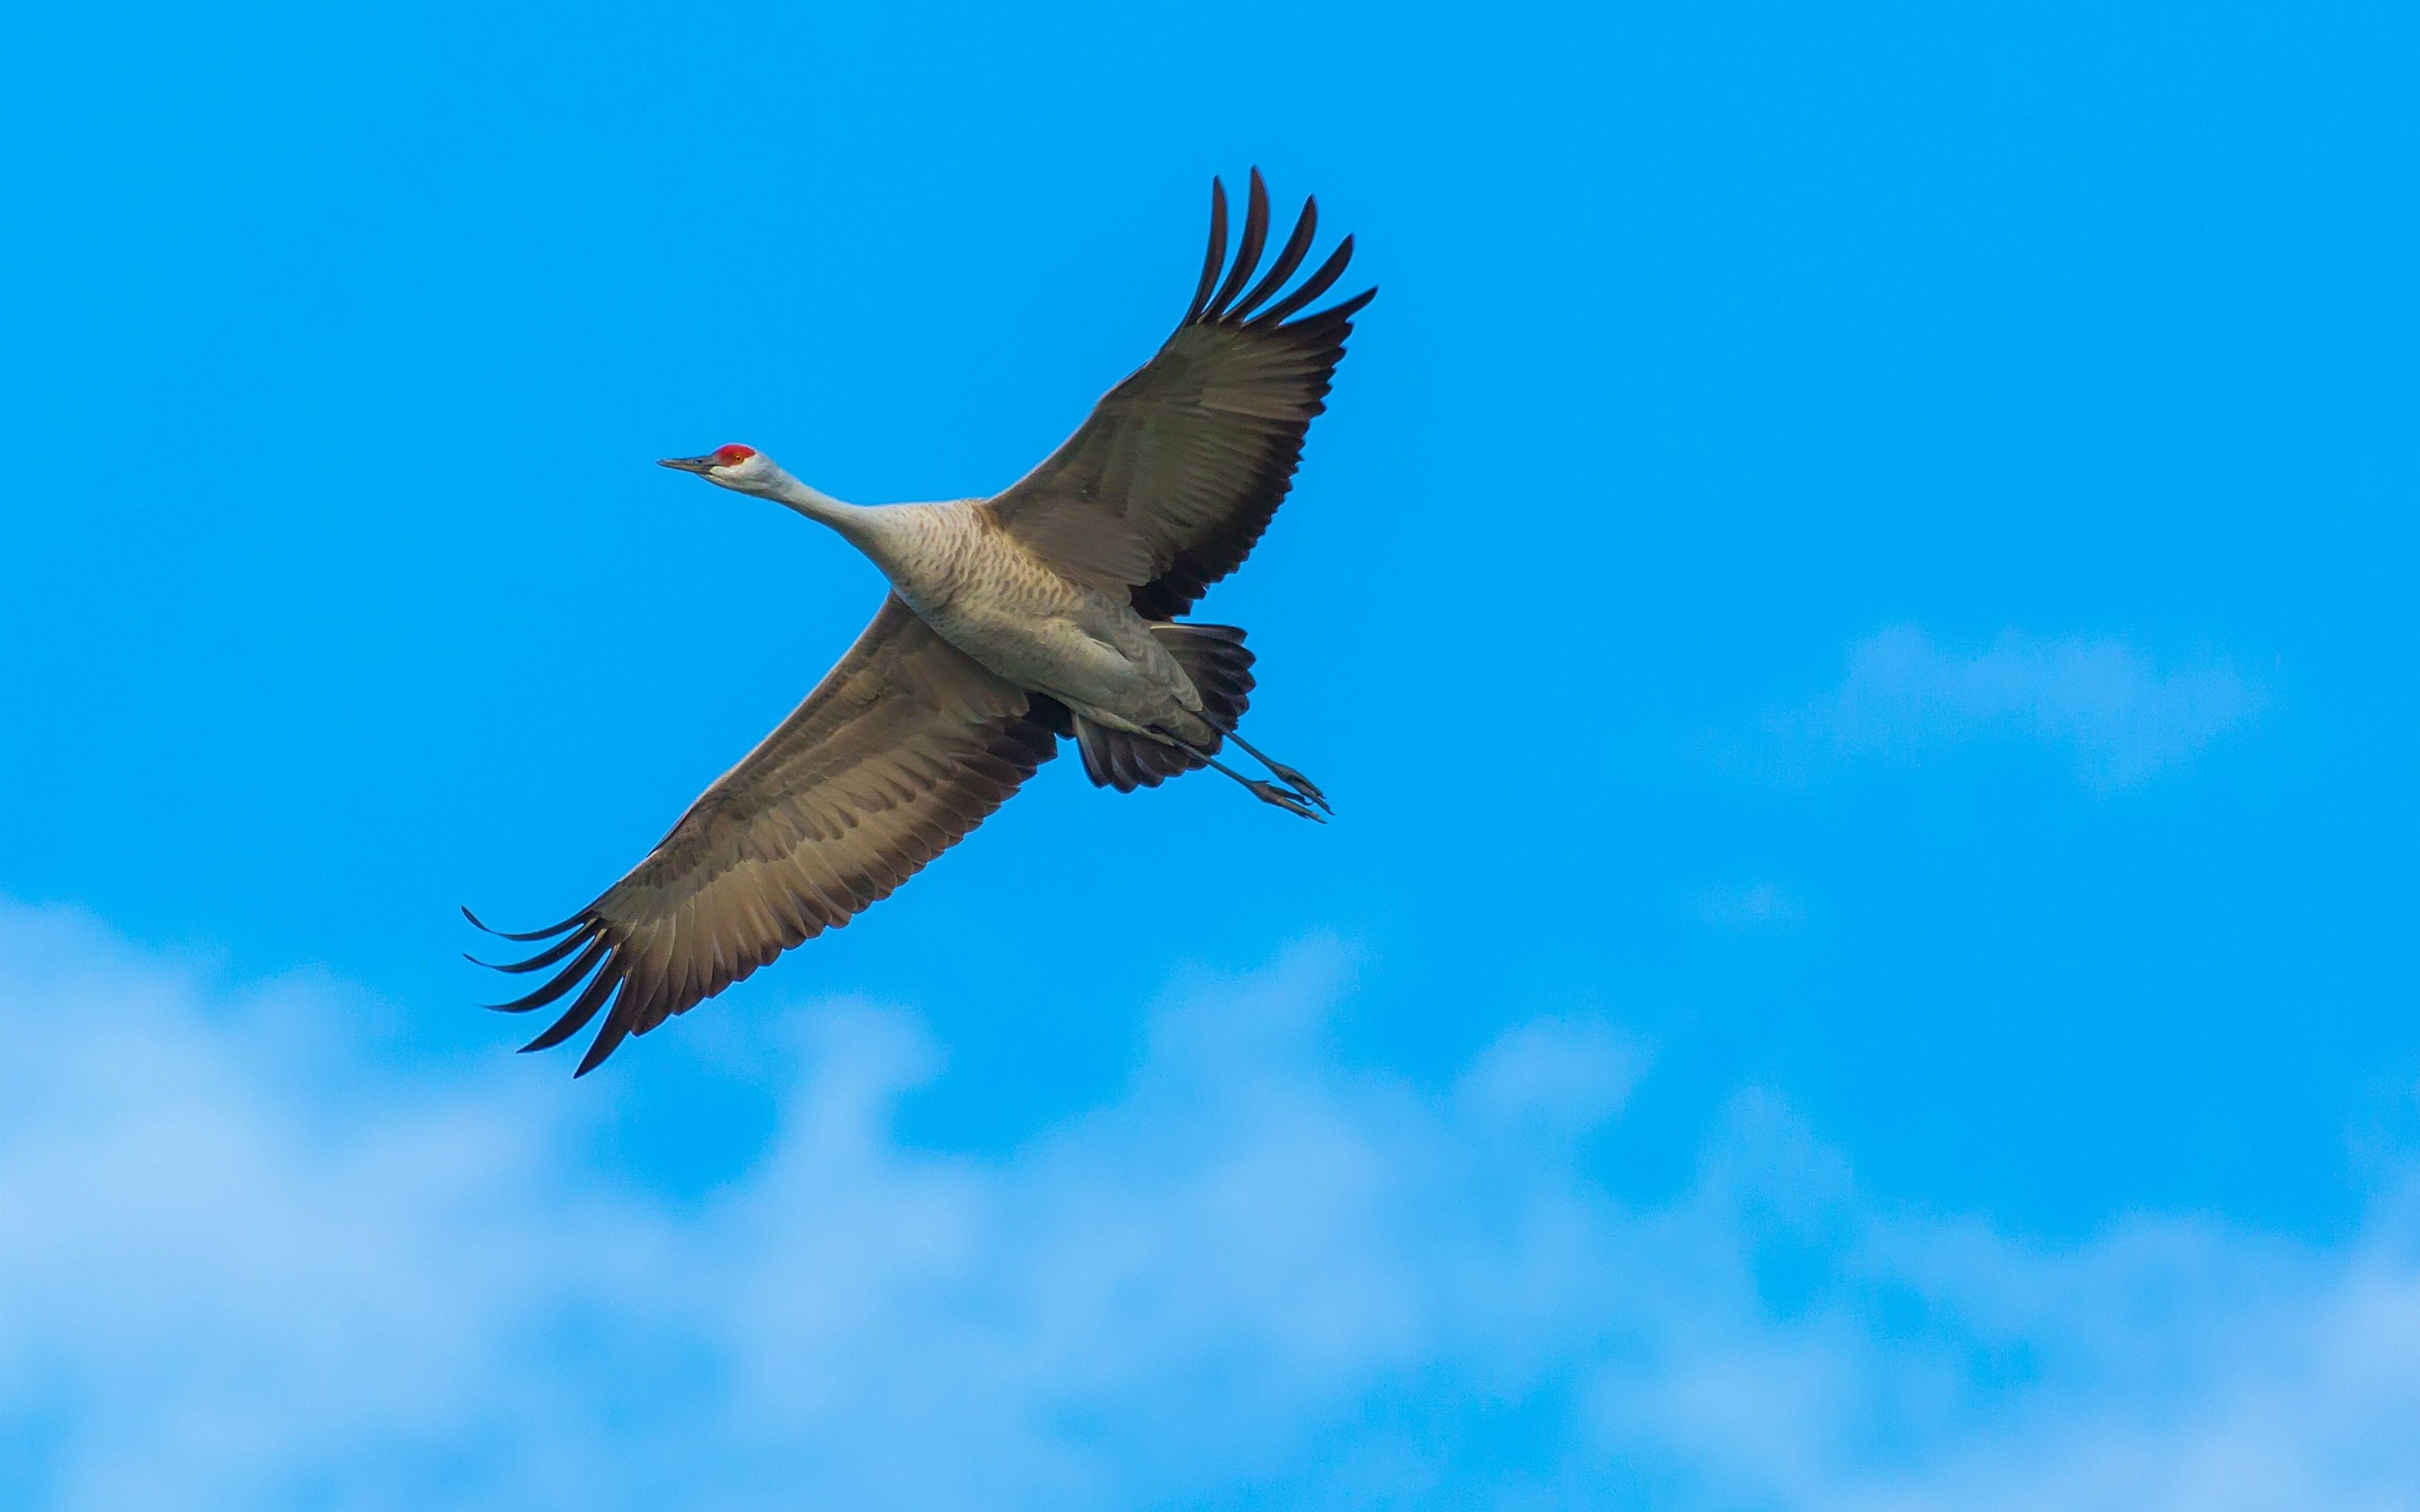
[1249,779,1328,822]
[1264,761,1330,813]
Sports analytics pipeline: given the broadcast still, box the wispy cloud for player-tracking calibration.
[1772,627,2266,788]
[1,900,2413,1510]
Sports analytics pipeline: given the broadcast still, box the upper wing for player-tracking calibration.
[470,595,1063,1075]
[986,169,1376,620]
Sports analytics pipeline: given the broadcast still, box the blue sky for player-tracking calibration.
[3,1,2417,1506]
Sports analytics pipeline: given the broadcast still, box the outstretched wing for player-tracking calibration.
[986,168,1376,620]
[470,595,1063,1075]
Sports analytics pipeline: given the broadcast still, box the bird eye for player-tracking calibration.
[712,444,756,467]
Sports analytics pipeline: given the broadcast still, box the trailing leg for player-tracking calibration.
[1224,731,1329,814]
[1153,732,1325,823]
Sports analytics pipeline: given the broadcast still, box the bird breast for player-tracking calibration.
[872,503,1179,714]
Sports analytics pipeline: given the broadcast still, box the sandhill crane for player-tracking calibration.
[469,169,1374,1075]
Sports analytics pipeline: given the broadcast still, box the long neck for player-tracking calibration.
[765,469,909,581]
[768,471,865,534]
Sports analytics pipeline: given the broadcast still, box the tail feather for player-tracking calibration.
[1157,622,1254,732]
[1075,623,1257,793]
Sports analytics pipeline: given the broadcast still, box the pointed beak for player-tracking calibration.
[657,454,715,474]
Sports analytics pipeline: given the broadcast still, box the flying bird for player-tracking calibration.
[469,169,1373,1075]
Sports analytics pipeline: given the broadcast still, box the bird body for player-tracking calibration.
[473,169,1374,1074]
[821,493,1213,742]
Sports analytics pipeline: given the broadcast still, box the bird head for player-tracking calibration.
[657,443,778,493]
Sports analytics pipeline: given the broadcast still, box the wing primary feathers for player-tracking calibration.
[484,934,610,1014]
[461,904,584,941]
[1248,235,1357,328]
[521,958,625,1054]
[1182,176,1230,326]
[574,1007,640,1078]
[1204,167,1272,320]
[464,923,599,975]
[1229,196,1318,322]
[1322,286,1379,324]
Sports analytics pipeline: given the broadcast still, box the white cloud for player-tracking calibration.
[0,900,2414,1511]
[1775,627,2266,787]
